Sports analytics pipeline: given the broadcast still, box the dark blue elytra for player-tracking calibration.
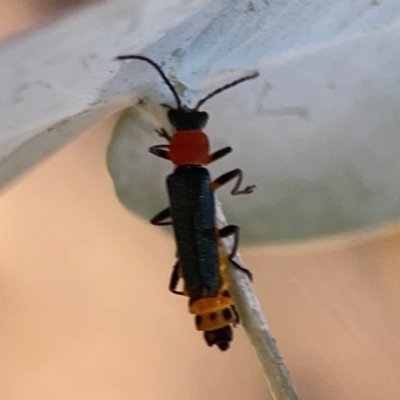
[167,166,221,300]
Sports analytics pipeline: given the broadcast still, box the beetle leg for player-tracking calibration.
[149,144,170,160]
[212,169,256,195]
[169,260,184,295]
[155,128,172,142]
[219,225,252,281]
[232,305,240,325]
[206,146,232,165]
[150,207,173,226]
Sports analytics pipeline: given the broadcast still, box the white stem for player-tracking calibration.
[216,198,300,400]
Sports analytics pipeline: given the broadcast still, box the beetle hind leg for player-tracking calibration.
[219,225,253,281]
[169,261,184,296]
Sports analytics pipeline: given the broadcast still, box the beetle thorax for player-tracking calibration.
[169,130,210,166]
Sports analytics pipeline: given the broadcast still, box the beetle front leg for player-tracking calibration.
[149,144,170,160]
[206,146,232,165]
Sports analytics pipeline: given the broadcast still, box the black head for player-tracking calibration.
[203,326,233,351]
[168,107,209,130]
[115,55,259,128]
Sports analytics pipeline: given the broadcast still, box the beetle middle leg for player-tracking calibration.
[212,169,256,195]
[150,207,173,226]
[219,225,252,280]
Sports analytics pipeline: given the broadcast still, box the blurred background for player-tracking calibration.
[1,1,400,399]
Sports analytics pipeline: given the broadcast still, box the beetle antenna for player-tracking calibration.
[115,55,182,109]
[194,71,259,110]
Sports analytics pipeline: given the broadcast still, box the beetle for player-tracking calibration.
[116,55,258,350]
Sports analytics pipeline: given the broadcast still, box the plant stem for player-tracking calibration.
[216,199,300,400]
